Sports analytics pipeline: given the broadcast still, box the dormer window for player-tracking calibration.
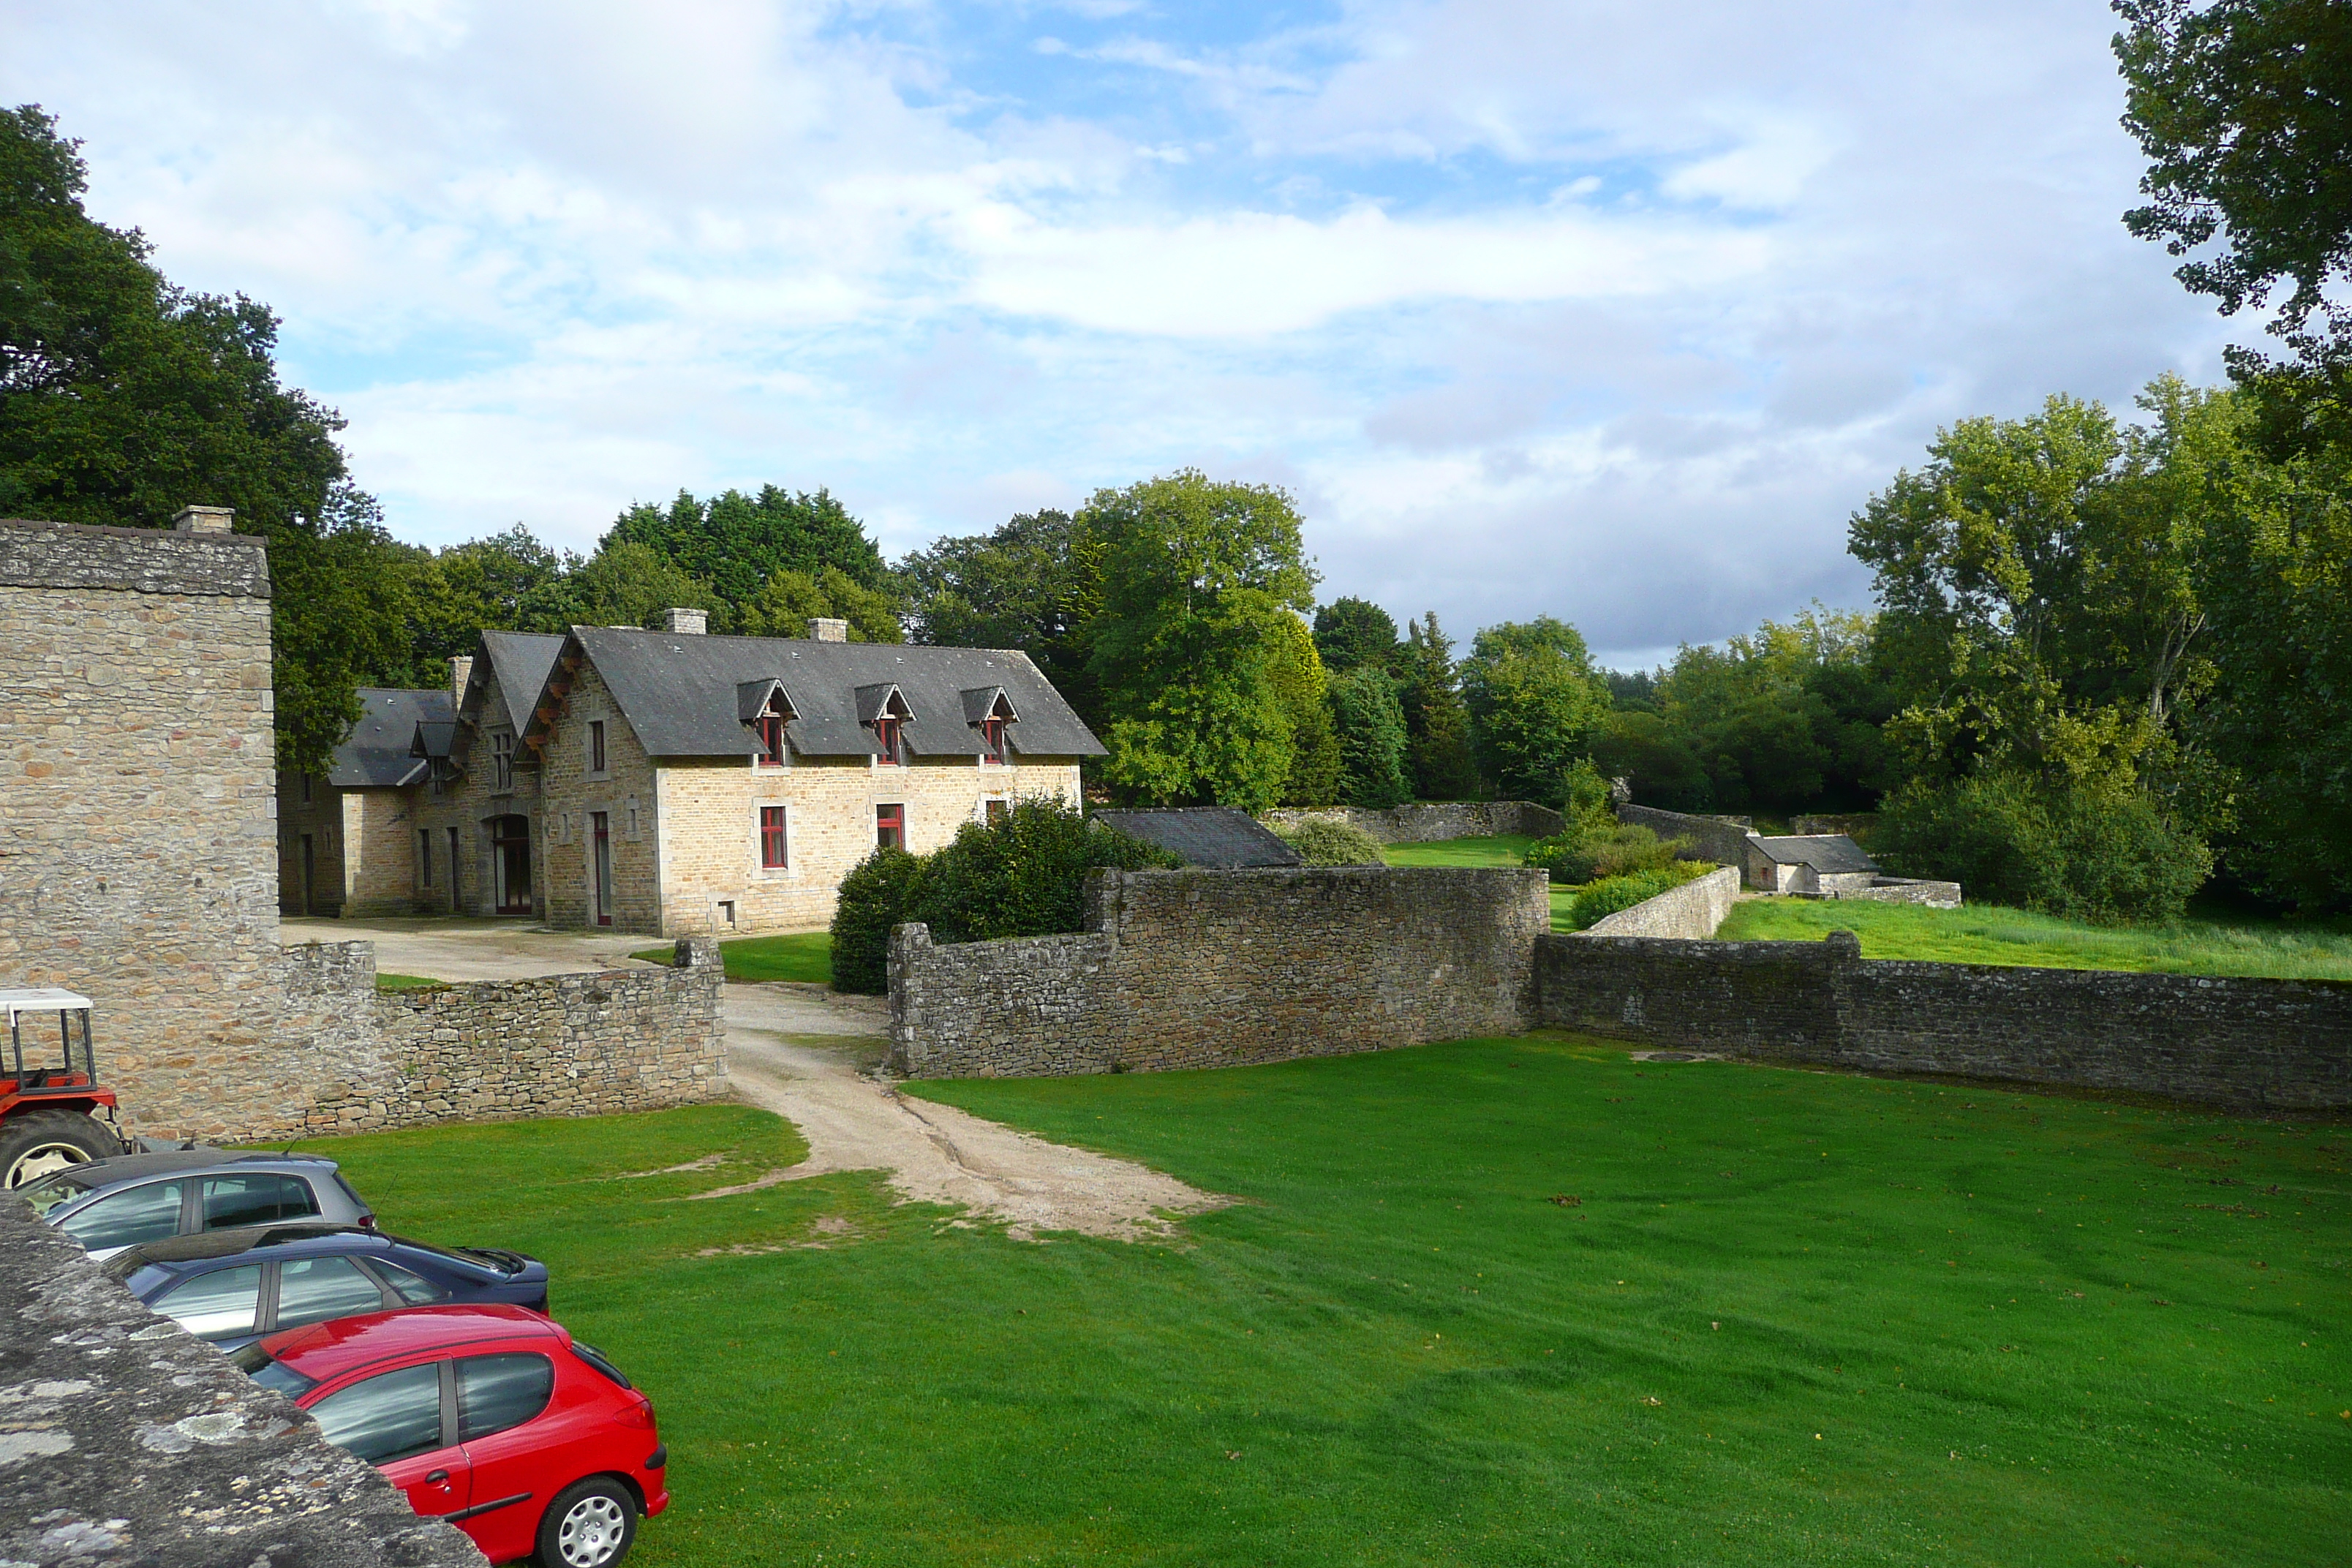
[857,683,913,766]
[962,687,1019,766]
[756,712,786,766]
[980,716,1007,763]
[739,679,798,768]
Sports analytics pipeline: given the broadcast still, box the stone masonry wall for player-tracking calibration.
[1532,931,2352,1112]
[1262,800,1566,843]
[1613,802,1757,867]
[889,866,1550,1077]
[1,1191,486,1568]
[0,519,729,1143]
[1578,865,1741,939]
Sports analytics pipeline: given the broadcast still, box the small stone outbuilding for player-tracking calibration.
[1095,807,1303,868]
[1745,833,1880,894]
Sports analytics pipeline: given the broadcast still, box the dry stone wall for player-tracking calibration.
[1613,803,1758,867]
[1262,800,1565,843]
[888,865,1550,1077]
[1532,931,2352,1112]
[1578,866,1741,938]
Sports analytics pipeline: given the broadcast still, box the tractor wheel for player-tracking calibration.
[0,1111,121,1190]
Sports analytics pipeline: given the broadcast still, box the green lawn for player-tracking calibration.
[633,930,833,984]
[295,1041,2351,1567]
[374,972,445,992]
[1719,897,2352,981]
[1378,834,1583,929]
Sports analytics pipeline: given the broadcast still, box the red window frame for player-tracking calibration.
[755,714,786,767]
[875,804,904,851]
[872,715,902,765]
[759,806,788,869]
[980,716,1007,763]
[589,720,607,774]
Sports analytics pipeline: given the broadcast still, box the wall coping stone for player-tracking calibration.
[0,1192,485,1568]
[0,516,271,597]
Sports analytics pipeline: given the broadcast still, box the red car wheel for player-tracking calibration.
[536,1477,638,1567]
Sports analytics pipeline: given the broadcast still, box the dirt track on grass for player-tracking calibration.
[717,983,1226,1242]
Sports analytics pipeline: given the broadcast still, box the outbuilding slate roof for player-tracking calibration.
[1750,834,1879,875]
[560,628,1107,760]
[328,688,454,788]
[1094,807,1303,868]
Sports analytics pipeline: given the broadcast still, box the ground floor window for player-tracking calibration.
[875,803,905,851]
[984,799,1009,825]
[759,806,788,869]
[592,811,612,927]
[417,829,433,889]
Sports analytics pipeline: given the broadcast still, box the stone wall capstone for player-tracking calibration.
[1261,800,1565,843]
[0,1191,486,1568]
[1532,931,2352,1111]
[889,866,1550,1078]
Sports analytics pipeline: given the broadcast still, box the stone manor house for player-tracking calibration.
[279,610,1104,935]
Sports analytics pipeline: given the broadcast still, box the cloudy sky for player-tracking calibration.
[4,1,2251,665]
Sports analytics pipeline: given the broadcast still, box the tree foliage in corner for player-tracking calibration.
[1085,471,1318,813]
[607,486,889,605]
[898,509,1107,725]
[0,104,416,771]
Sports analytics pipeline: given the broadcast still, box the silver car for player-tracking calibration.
[20,1148,376,1262]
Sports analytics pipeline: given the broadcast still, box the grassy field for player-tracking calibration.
[374,972,445,991]
[295,1040,2351,1567]
[1378,834,1582,929]
[1719,897,2352,981]
[633,930,833,984]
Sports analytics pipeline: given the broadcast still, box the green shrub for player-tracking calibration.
[1564,859,1716,930]
[828,846,922,995]
[1523,823,1694,883]
[903,797,1180,944]
[1875,769,2212,925]
[1277,818,1387,866]
[832,799,1185,993]
[1559,758,1618,834]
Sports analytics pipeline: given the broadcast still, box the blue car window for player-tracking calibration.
[202,1174,318,1230]
[371,1259,448,1305]
[311,1362,446,1466]
[155,1264,263,1341]
[274,1256,387,1331]
[59,1180,184,1251]
[456,1353,554,1443]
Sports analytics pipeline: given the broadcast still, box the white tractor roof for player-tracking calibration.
[0,988,95,1024]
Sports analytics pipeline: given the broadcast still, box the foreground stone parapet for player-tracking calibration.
[0,1194,485,1568]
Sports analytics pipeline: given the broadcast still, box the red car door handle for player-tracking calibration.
[425,1469,451,1486]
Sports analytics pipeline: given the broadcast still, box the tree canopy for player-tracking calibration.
[1457,617,1610,805]
[606,486,887,604]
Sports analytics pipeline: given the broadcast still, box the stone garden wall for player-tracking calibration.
[889,866,1550,1077]
[1613,803,1759,867]
[1262,800,1566,843]
[1577,865,1741,939]
[1532,930,2352,1112]
[0,1191,485,1568]
[0,516,728,1144]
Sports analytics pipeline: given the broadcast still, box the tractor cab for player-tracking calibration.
[1,989,131,1189]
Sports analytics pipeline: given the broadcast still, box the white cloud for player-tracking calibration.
[0,0,2262,655]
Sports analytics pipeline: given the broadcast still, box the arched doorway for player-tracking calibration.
[489,814,534,915]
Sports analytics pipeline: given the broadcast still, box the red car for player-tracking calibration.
[233,1303,667,1567]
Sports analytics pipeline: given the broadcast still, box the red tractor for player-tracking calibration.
[1,989,132,1189]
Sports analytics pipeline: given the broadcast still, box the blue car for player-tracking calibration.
[103,1223,551,1352]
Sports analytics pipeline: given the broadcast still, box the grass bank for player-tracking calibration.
[298,1041,2351,1567]
[1719,897,2352,981]
[632,930,832,984]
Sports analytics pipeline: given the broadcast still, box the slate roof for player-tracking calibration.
[1094,808,1303,868]
[559,628,1107,760]
[328,688,453,788]
[475,631,566,734]
[1751,834,1879,875]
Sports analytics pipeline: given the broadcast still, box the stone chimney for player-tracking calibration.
[663,607,708,635]
[450,655,474,706]
[809,617,848,643]
[172,505,234,535]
